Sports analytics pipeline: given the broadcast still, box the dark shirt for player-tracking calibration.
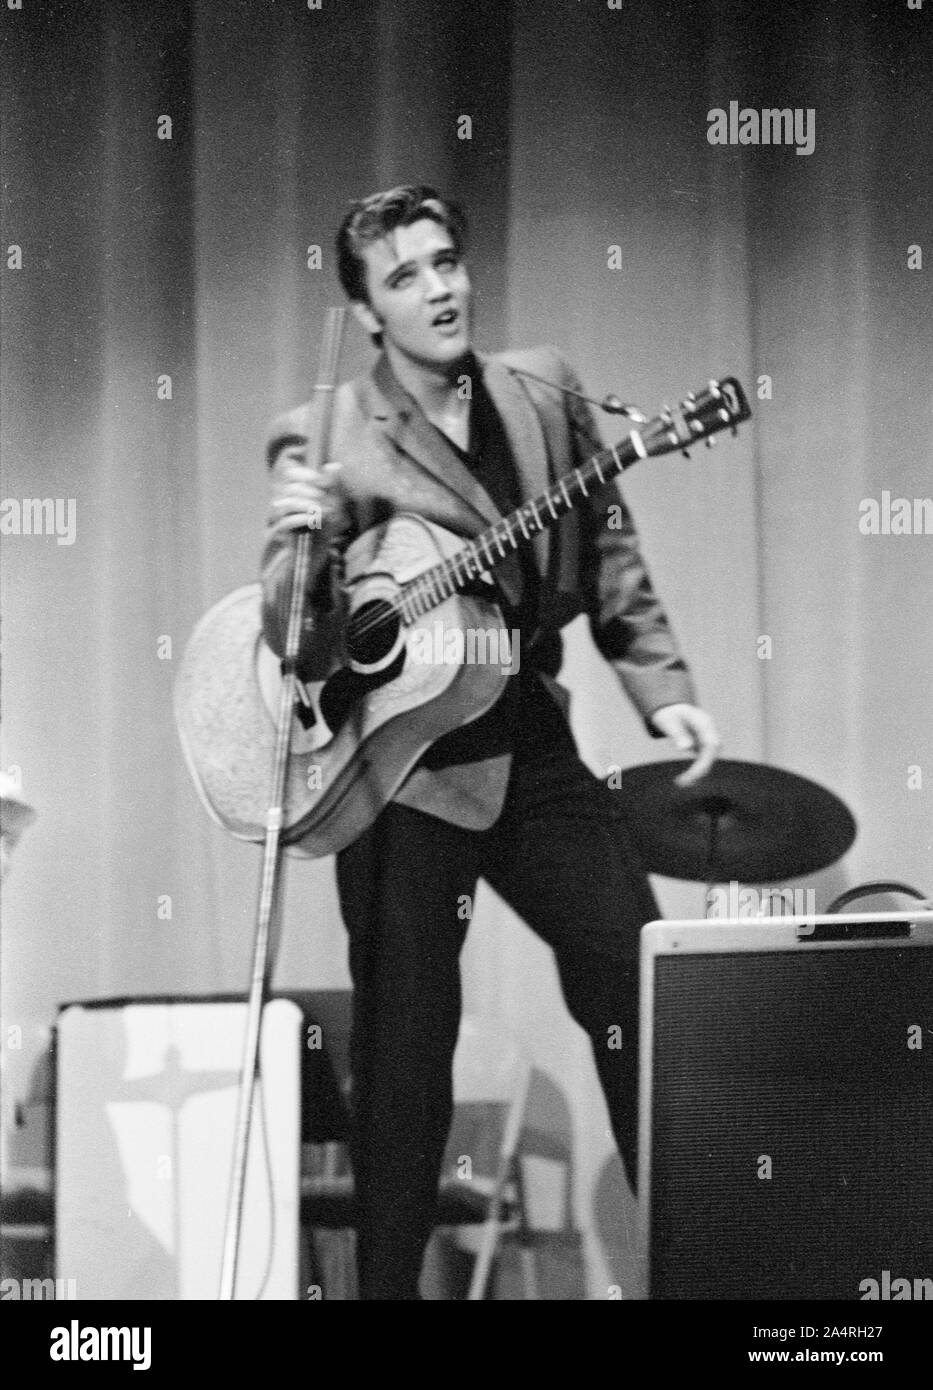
[434,364,540,641]
[415,357,561,769]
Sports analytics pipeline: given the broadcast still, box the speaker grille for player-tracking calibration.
[649,945,933,1299]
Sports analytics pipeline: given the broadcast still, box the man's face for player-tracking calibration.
[353,218,472,370]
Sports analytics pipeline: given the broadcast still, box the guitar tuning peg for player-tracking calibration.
[682,448,692,459]
[705,436,717,448]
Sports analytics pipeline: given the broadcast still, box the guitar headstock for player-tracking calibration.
[638,377,751,459]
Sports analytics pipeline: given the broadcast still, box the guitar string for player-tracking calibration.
[341,427,647,643]
[341,438,655,643]
[340,436,635,644]
[333,400,731,646]
[342,471,586,644]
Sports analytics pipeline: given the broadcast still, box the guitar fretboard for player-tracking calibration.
[396,431,645,623]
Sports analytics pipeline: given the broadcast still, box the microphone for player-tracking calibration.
[506,364,648,424]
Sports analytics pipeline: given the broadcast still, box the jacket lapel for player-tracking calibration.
[367,355,502,531]
[479,355,550,577]
[366,353,551,579]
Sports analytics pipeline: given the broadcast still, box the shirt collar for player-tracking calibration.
[371,350,483,423]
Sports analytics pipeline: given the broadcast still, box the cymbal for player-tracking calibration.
[614,758,856,883]
[0,772,36,832]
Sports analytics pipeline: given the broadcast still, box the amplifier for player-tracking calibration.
[639,911,933,1300]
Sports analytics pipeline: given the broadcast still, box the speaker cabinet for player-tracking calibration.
[639,913,933,1300]
[56,997,302,1300]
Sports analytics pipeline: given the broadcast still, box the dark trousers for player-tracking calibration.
[335,681,658,1300]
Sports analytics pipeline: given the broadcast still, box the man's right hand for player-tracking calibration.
[266,449,345,539]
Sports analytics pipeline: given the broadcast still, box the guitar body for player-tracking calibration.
[174,515,509,858]
[175,376,751,860]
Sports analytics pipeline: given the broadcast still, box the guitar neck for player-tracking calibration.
[398,431,645,622]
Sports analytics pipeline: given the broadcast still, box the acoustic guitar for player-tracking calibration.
[174,377,751,857]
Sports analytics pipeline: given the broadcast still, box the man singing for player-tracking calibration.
[261,185,719,1299]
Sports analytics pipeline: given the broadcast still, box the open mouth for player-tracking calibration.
[431,308,460,330]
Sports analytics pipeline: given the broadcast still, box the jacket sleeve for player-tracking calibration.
[259,396,346,670]
[556,352,698,727]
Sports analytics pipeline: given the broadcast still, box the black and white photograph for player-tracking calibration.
[1,0,931,1344]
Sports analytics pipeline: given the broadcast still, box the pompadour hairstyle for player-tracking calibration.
[336,184,467,306]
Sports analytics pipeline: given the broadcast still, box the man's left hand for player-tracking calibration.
[649,704,721,786]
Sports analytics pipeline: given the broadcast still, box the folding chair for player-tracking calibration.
[300,1009,537,1299]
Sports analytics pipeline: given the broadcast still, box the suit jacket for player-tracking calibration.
[260,345,697,829]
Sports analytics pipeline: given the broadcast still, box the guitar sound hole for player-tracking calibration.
[346,599,400,667]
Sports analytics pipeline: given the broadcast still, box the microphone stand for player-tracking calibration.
[218,308,346,1300]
